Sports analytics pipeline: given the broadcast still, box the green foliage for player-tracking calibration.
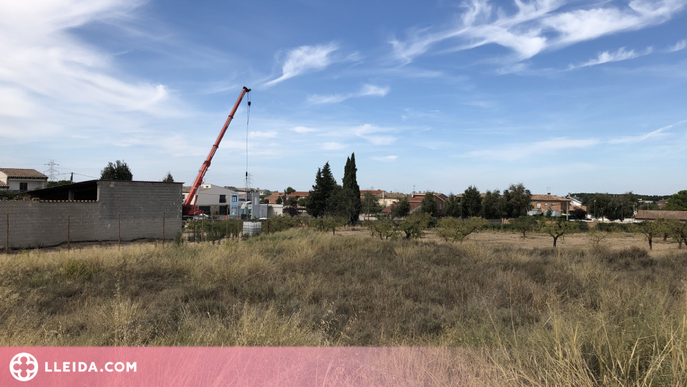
[47,180,72,188]
[100,160,133,181]
[275,196,282,204]
[664,219,687,249]
[309,216,346,235]
[297,197,308,207]
[420,192,438,217]
[262,190,272,196]
[482,189,504,219]
[511,216,538,238]
[436,217,487,243]
[503,183,532,218]
[186,219,243,242]
[0,191,27,200]
[461,186,482,218]
[637,221,663,250]
[584,192,638,221]
[539,219,578,247]
[341,153,362,223]
[282,206,299,217]
[306,162,336,218]
[162,172,174,182]
[363,216,398,240]
[391,197,411,218]
[443,194,461,218]
[263,216,296,233]
[361,191,383,216]
[665,190,687,211]
[286,197,298,207]
[285,187,296,195]
[397,212,431,239]
[572,208,587,219]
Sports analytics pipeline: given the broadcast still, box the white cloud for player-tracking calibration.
[609,119,687,144]
[669,39,686,52]
[308,84,390,104]
[292,126,318,133]
[249,131,278,138]
[463,137,600,161]
[264,43,339,87]
[322,142,346,150]
[570,47,651,69]
[371,155,398,161]
[353,124,397,145]
[390,0,686,65]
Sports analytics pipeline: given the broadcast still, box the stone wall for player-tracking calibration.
[0,181,182,249]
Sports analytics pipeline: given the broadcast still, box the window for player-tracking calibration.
[19,182,28,192]
[231,207,237,215]
[232,195,238,202]
[552,203,556,207]
[219,194,226,203]
[537,203,541,208]
[545,203,548,207]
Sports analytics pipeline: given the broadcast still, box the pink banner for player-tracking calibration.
[2,347,472,386]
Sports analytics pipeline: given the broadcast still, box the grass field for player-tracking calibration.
[1,228,686,386]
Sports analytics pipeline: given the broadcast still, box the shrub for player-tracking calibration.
[397,213,431,239]
[435,217,487,243]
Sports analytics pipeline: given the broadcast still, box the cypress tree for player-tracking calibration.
[342,153,362,223]
[307,162,337,218]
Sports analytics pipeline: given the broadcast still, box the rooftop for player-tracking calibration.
[0,168,48,179]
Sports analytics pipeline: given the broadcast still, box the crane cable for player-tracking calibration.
[245,91,251,190]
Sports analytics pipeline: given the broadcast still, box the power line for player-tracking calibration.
[44,160,59,181]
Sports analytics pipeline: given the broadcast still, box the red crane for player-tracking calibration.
[183,86,251,216]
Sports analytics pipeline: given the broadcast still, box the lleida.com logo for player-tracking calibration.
[10,353,38,382]
[9,352,137,382]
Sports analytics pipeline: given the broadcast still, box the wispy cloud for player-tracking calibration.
[371,155,398,161]
[264,43,339,87]
[292,126,318,134]
[322,141,346,150]
[308,84,390,104]
[669,39,686,52]
[353,124,397,145]
[390,0,686,65]
[249,131,278,138]
[570,47,651,69]
[462,137,600,161]
[609,119,687,144]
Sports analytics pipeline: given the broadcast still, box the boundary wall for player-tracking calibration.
[0,181,182,249]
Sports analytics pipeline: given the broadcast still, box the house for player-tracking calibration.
[530,194,571,215]
[635,210,687,222]
[182,184,243,217]
[360,189,401,208]
[0,168,48,192]
[264,191,310,206]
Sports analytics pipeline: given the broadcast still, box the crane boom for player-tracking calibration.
[183,86,251,215]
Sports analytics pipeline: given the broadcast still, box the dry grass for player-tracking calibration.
[2,228,687,386]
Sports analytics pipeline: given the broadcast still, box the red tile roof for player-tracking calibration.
[635,210,687,221]
[0,168,48,179]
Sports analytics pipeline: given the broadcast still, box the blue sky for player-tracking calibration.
[1,0,685,196]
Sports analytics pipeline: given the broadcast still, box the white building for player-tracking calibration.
[182,184,243,217]
[0,169,48,192]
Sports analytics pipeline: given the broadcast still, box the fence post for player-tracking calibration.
[162,212,165,247]
[118,213,121,250]
[5,214,8,255]
[67,215,71,251]
[201,217,204,242]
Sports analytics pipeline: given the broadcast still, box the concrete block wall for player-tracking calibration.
[0,181,182,249]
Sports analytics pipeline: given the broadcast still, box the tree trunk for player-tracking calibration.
[648,237,653,250]
[553,235,559,247]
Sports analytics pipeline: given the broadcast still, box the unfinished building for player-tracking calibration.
[0,180,182,249]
